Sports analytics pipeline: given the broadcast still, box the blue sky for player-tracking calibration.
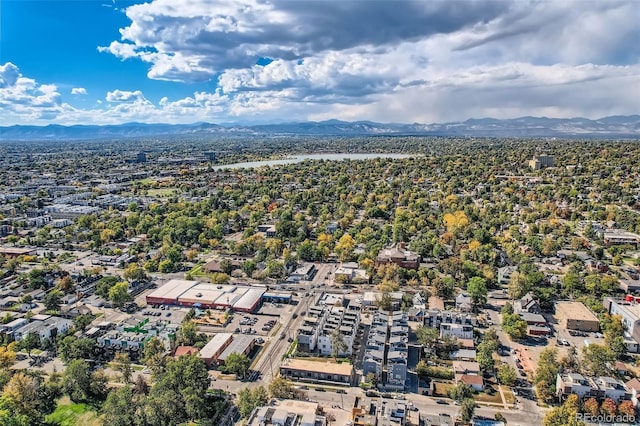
[1,0,638,126]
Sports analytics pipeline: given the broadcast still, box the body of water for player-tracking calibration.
[213,153,414,170]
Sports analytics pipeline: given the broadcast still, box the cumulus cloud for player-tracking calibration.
[71,87,87,95]
[105,89,147,102]
[0,62,70,123]
[4,1,640,125]
[99,0,510,82]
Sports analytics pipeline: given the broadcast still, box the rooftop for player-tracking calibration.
[280,358,353,376]
[555,301,599,322]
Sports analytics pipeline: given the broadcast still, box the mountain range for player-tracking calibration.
[1,115,639,141]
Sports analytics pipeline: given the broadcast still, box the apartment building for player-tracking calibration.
[14,316,72,343]
[557,373,632,402]
[604,297,640,352]
[362,310,409,391]
[297,295,361,357]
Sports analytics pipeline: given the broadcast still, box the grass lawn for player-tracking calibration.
[147,187,178,197]
[45,396,102,426]
[501,386,516,404]
[474,389,503,404]
[187,263,206,277]
[433,381,454,397]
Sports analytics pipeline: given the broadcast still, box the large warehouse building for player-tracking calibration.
[146,280,265,313]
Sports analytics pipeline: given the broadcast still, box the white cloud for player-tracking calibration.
[0,62,70,123]
[71,87,87,95]
[105,89,147,102]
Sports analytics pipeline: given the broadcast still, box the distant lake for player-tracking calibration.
[213,153,414,170]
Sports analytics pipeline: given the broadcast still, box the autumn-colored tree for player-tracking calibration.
[443,210,469,234]
[618,400,635,417]
[600,398,617,416]
[583,397,599,416]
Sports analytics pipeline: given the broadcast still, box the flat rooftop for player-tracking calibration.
[555,301,599,322]
[281,358,353,376]
[233,288,265,310]
[199,332,233,359]
[147,279,198,301]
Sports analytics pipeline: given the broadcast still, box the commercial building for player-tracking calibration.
[218,334,255,365]
[288,263,316,282]
[334,262,370,284]
[198,333,255,367]
[279,358,354,385]
[145,280,265,313]
[555,301,600,332]
[199,332,233,367]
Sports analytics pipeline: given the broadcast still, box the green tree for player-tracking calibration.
[223,352,251,379]
[58,336,96,363]
[415,326,439,348]
[602,314,627,359]
[102,386,139,426]
[501,302,514,315]
[269,376,294,399]
[108,281,132,308]
[178,320,199,346]
[502,313,527,340]
[43,289,62,311]
[95,276,120,298]
[448,382,473,402]
[19,333,40,358]
[123,263,148,282]
[466,276,487,309]
[144,355,211,424]
[331,329,348,359]
[543,394,585,426]
[581,344,615,376]
[142,337,167,375]
[535,348,560,403]
[433,275,456,300]
[114,352,133,384]
[476,342,495,374]
[237,386,268,418]
[0,372,41,422]
[497,363,517,386]
[460,398,475,424]
[63,359,107,402]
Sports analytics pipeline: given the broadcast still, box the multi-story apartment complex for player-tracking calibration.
[363,310,409,391]
[13,316,72,343]
[557,373,632,402]
[296,293,361,357]
[423,309,476,329]
[604,297,640,352]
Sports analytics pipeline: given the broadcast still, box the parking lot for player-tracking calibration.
[135,304,189,325]
[224,312,280,337]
